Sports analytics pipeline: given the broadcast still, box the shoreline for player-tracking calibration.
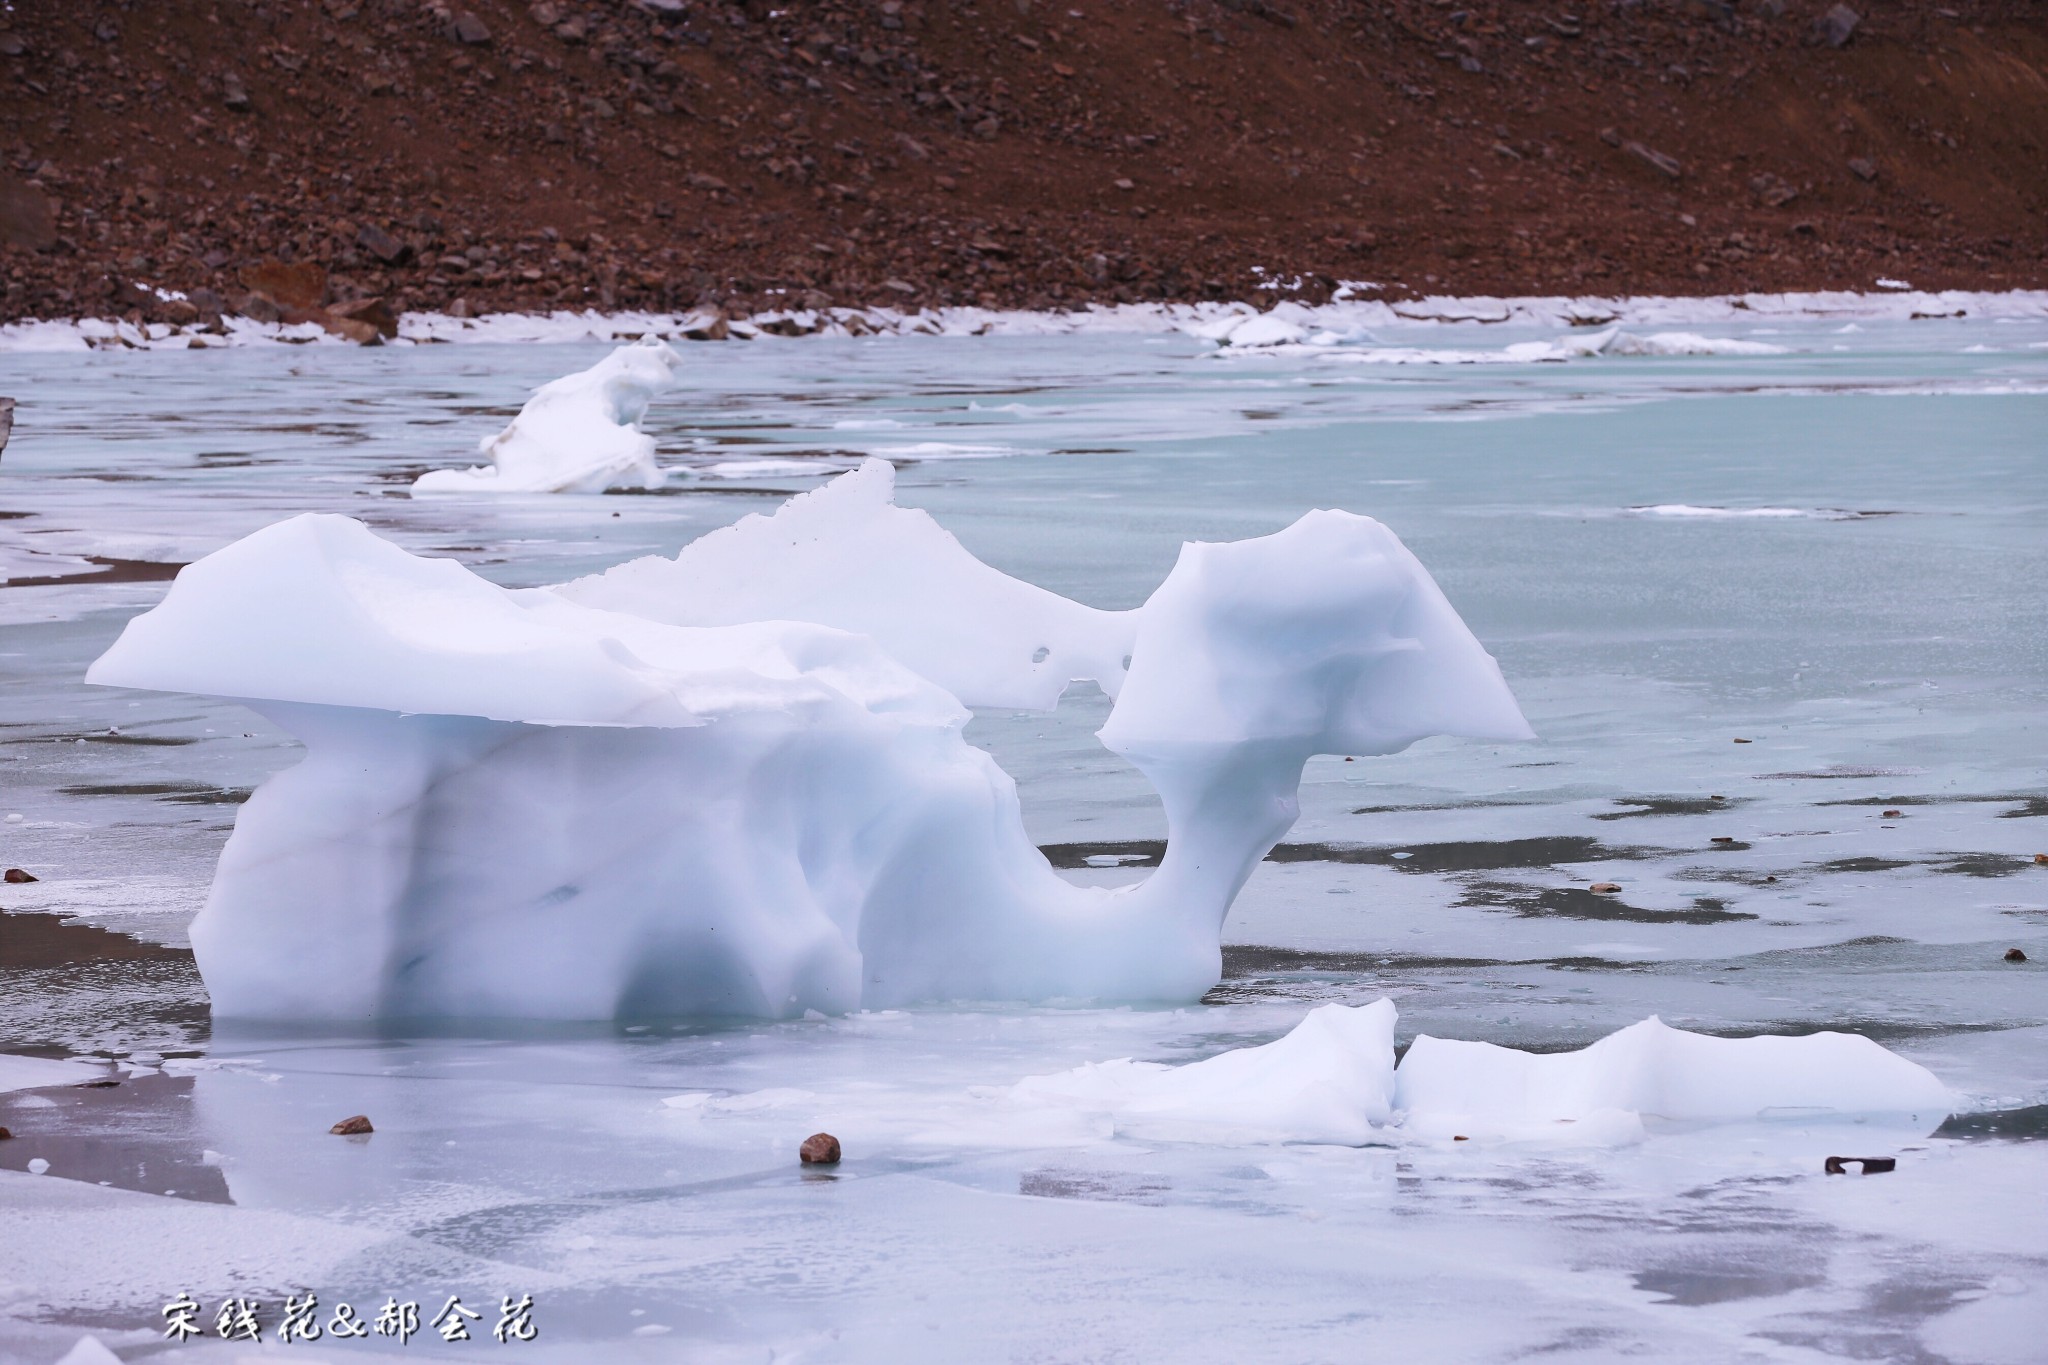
[5,286,2047,353]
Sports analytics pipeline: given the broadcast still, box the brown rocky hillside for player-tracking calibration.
[1,0,2044,324]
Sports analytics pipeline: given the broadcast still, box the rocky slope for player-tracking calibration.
[1,0,2044,325]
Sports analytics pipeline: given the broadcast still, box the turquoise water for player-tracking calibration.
[0,317,2044,1363]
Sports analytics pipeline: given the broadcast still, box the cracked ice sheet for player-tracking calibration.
[0,1018,2041,1364]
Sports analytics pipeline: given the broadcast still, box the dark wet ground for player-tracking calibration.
[0,908,209,1058]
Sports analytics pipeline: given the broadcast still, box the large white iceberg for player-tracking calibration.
[87,467,1531,1021]
[1006,1002,1951,1146]
[412,338,679,494]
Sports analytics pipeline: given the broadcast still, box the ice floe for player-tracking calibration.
[1010,999,1398,1145]
[1394,1015,1953,1143]
[87,466,1529,1020]
[1003,1001,1951,1147]
[412,337,680,493]
[0,1053,111,1094]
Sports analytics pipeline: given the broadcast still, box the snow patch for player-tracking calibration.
[6,290,2044,353]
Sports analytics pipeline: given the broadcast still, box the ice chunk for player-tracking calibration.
[87,471,1529,1020]
[556,458,1137,710]
[1102,509,1533,755]
[0,1053,108,1094]
[413,338,680,493]
[1010,1001,1396,1144]
[54,1337,123,1365]
[1005,1004,1951,1148]
[1499,328,1789,362]
[1218,314,1309,348]
[1601,330,1788,357]
[1395,1016,1953,1141]
[88,513,953,730]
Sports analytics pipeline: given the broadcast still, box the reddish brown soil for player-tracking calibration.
[2,0,2044,324]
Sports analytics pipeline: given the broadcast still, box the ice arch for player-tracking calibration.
[87,468,1531,1021]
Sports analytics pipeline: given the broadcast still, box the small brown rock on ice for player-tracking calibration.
[330,1115,374,1135]
[1589,882,1622,893]
[2007,948,2029,963]
[3,868,36,883]
[799,1132,841,1165]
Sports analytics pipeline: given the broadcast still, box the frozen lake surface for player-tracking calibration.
[1,312,2045,1363]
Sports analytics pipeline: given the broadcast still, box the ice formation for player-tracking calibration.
[1394,1016,1954,1141]
[412,337,680,493]
[556,459,1135,710]
[88,466,1530,1021]
[1011,1000,1397,1144]
[1009,1002,1951,1145]
[0,1053,110,1094]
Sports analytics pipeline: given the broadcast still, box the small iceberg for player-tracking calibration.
[1007,1002,1951,1146]
[413,337,680,494]
[1395,1015,1953,1142]
[1011,1000,1397,1145]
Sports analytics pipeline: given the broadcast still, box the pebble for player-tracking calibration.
[3,868,36,883]
[1815,4,1860,49]
[1589,882,1621,893]
[2007,948,2029,963]
[330,1114,374,1135]
[1881,809,1902,819]
[799,1132,841,1165]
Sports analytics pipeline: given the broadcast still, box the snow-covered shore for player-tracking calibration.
[4,287,2045,353]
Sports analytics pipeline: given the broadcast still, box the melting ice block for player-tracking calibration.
[556,458,1136,710]
[88,467,1530,1021]
[1010,1001,1397,1144]
[1006,1003,1951,1146]
[413,338,680,494]
[1395,1016,1954,1141]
